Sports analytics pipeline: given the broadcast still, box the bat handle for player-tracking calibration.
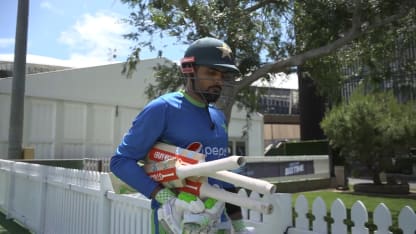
[200,183,273,214]
[210,170,276,195]
[177,156,245,178]
[181,181,273,214]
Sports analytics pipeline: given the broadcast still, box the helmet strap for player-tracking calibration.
[184,65,208,105]
[186,73,215,130]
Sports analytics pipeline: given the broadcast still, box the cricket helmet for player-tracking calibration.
[181,37,240,75]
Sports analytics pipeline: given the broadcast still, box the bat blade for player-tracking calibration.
[144,156,245,187]
[146,142,205,164]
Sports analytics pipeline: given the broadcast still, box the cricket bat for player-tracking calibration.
[146,142,206,164]
[144,142,276,214]
[146,142,276,195]
[143,156,245,187]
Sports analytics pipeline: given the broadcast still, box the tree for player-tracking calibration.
[294,1,416,140]
[120,0,415,123]
[321,88,416,184]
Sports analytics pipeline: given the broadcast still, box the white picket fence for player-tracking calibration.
[1,159,416,234]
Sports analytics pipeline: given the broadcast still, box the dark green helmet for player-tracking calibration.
[181,37,240,75]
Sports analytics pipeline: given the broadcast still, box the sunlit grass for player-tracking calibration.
[292,189,416,213]
[291,187,416,233]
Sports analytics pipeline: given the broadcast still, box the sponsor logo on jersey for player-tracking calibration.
[186,142,228,157]
[186,142,203,152]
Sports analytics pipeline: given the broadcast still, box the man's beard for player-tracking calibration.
[199,85,222,103]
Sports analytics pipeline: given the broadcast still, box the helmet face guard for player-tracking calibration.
[181,37,240,103]
[181,57,238,103]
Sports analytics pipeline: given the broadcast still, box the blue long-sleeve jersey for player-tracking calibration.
[110,91,233,199]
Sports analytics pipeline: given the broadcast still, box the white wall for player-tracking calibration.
[228,107,264,156]
[0,59,264,158]
[0,96,138,159]
[0,94,10,155]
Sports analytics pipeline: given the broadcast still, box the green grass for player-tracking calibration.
[293,189,416,213]
[0,211,31,234]
[292,188,416,233]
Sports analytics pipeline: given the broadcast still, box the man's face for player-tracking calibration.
[193,66,225,103]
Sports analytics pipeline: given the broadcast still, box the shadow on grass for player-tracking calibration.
[335,182,416,200]
[0,212,31,234]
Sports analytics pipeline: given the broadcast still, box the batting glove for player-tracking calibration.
[182,197,226,234]
[156,189,205,234]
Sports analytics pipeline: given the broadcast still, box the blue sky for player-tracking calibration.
[0,0,187,67]
[0,0,297,88]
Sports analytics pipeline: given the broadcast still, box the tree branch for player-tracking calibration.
[236,4,414,90]
[175,0,214,37]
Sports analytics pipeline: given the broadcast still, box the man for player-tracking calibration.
[110,37,252,233]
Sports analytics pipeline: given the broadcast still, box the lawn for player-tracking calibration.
[292,188,416,233]
[293,189,416,213]
[0,212,31,234]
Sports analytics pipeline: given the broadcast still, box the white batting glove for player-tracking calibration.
[175,191,205,214]
[182,211,212,234]
[155,188,205,213]
[156,189,205,234]
[182,197,226,234]
[155,188,182,234]
[204,198,225,228]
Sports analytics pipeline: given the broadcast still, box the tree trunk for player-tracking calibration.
[8,0,29,159]
[298,69,326,141]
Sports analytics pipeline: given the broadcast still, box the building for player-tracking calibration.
[340,31,416,102]
[0,61,70,76]
[251,73,301,147]
[0,58,264,159]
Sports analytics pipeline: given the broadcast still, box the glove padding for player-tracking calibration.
[182,212,212,234]
[158,198,183,234]
[156,189,205,234]
[176,191,205,213]
[182,198,226,234]
[155,187,176,205]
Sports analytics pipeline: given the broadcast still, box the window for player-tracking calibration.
[228,140,247,156]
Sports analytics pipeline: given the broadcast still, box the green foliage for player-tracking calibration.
[144,63,184,99]
[321,87,416,183]
[121,0,289,65]
[337,19,416,85]
[295,1,416,104]
[120,0,415,121]
[294,1,352,102]
[120,0,295,118]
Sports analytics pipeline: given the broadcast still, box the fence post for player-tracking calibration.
[276,193,293,233]
[38,165,49,234]
[97,173,113,234]
[257,193,293,234]
[6,160,16,220]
